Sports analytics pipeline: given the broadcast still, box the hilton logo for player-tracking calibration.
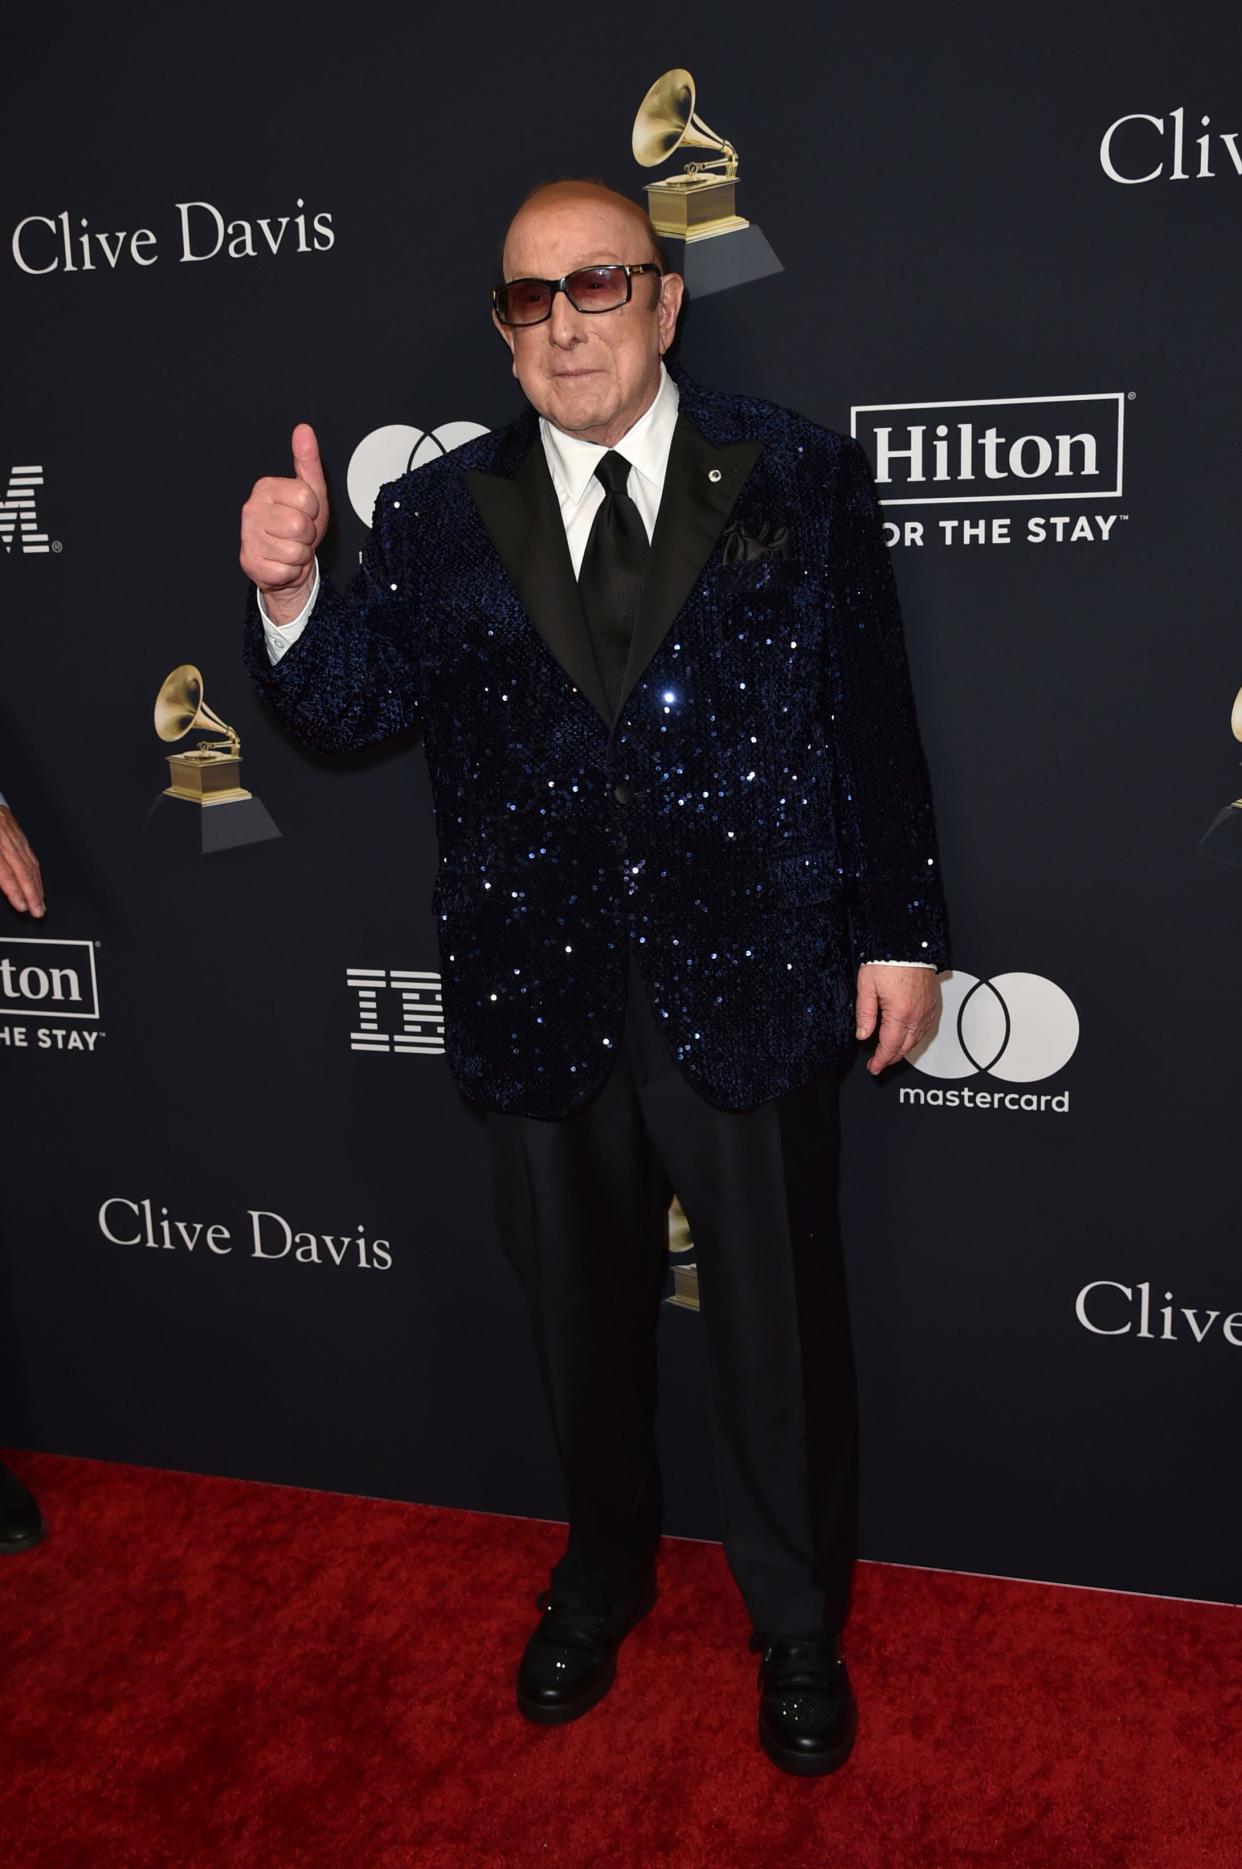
[0,465,54,554]
[851,394,1125,506]
[347,967,444,1054]
[1,937,99,1017]
[0,936,104,1053]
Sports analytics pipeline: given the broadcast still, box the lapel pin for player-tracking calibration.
[708,468,722,483]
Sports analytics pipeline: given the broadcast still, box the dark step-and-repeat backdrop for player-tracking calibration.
[3,4,1239,1605]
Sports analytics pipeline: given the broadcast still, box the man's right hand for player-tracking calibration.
[240,423,330,626]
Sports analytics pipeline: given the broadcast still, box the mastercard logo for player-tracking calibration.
[346,421,490,527]
[907,971,1080,1083]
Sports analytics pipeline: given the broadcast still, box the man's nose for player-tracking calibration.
[547,289,585,346]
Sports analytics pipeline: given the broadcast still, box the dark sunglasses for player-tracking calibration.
[493,263,663,328]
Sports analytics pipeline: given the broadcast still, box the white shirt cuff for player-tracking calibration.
[258,559,320,664]
[863,959,937,968]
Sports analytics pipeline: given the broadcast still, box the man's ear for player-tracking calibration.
[657,272,685,353]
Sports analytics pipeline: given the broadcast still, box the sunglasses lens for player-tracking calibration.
[498,280,553,325]
[566,266,627,310]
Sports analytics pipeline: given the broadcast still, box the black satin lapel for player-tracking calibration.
[617,415,764,717]
[464,444,612,728]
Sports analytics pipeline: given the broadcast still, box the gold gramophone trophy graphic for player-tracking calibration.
[632,67,783,298]
[144,665,280,854]
[1197,683,1242,868]
[665,1194,700,1310]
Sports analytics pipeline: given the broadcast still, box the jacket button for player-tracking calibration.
[613,781,632,805]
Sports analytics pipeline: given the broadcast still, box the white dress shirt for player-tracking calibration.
[256,363,931,968]
[536,355,680,574]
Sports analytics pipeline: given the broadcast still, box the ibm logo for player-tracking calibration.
[347,967,444,1054]
[851,394,1125,505]
[0,465,51,553]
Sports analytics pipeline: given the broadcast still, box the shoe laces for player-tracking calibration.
[533,1589,614,1652]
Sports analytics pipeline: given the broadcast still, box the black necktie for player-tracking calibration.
[577,450,650,717]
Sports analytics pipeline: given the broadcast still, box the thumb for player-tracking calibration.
[291,422,327,499]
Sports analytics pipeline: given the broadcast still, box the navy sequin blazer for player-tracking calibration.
[243,359,949,1117]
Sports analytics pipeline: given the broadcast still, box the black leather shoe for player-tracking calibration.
[752,1630,857,1776]
[0,1459,46,1554]
[516,1570,658,1725]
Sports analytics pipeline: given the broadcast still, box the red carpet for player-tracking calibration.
[1,1449,1237,1868]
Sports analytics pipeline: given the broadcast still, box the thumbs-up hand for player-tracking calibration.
[240,423,330,624]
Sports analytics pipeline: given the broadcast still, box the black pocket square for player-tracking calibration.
[722,518,791,565]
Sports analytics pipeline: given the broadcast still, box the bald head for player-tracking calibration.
[492,175,685,449]
[501,179,665,282]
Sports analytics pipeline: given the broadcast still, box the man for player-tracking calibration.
[0,792,48,1554]
[239,180,947,1776]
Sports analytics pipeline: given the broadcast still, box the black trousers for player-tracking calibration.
[485,943,858,1637]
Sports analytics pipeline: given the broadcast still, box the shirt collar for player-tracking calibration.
[539,361,680,508]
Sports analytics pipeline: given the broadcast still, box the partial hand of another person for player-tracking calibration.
[854,963,939,1075]
[239,423,329,625]
[0,806,45,917]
